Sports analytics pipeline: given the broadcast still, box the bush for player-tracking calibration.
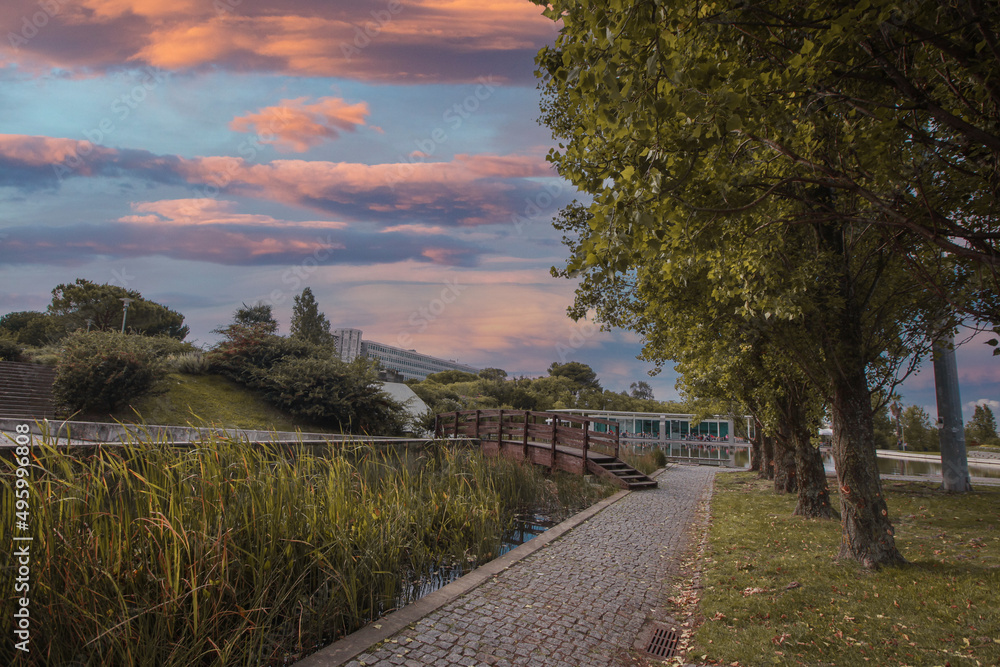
[53,331,166,413]
[0,336,24,361]
[252,357,408,435]
[208,326,319,383]
[167,351,211,375]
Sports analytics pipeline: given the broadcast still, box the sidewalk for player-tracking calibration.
[298,465,719,667]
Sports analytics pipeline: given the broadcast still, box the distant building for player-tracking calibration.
[333,328,480,381]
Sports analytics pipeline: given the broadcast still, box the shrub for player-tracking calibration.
[252,357,408,435]
[652,447,668,468]
[208,326,319,383]
[167,351,211,375]
[0,336,24,361]
[53,331,165,413]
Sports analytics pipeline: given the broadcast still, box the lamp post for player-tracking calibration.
[85,318,93,332]
[120,298,135,333]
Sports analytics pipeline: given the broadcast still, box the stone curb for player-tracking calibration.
[294,468,668,667]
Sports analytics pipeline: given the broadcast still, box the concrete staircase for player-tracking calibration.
[588,454,658,490]
[0,361,58,420]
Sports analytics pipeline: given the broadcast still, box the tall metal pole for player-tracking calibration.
[120,297,134,333]
[933,334,972,492]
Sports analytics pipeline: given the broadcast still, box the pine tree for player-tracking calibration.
[967,405,999,446]
[290,288,332,345]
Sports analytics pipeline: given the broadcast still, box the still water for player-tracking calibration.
[730,448,1000,480]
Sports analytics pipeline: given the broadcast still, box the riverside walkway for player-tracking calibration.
[299,465,718,667]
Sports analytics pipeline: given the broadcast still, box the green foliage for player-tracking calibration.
[900,404,940,452]
[210,320,407,435]
[290,287,333,345]
[0,310,67,345]
[53,331,166,413]
[629,380,654,400]
[966,404,1000,446]
[0,335,24,361]
[209,326,318,384]
[49,278,189,339]
[166,351,211,375]
[478,367,508,382]
[426,369,480,384]
[252,357,407,435]
[547,361,601,392]
[232,301,278,333]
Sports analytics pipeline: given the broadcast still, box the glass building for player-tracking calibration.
[550,409,749,444]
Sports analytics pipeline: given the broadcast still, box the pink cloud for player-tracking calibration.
[229,97,372,153]
[0,134,115,171]
[1,0,559,82]
[117,198,350,228]
[0,134,561,226]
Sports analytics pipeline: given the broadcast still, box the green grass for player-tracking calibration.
[107,372,328,432]
[693,472,1000,666]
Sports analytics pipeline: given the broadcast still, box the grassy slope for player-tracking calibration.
[109,372,331,432]
[693,472,1000,666]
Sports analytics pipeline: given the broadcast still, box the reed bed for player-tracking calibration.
[1,432,612,666]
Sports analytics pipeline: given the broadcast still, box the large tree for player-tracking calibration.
[532,1,979,566]
[290,287,333,345]
[48,279,188,339]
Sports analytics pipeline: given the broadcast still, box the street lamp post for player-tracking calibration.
[120,298,135,333]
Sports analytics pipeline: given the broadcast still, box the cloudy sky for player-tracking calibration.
[0,0,995,418]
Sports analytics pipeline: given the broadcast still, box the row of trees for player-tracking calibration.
[407,361,689,426]
[0,279,189,350]
[535,0,999,567]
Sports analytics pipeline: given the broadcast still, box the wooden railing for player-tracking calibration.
[434,409,622,461]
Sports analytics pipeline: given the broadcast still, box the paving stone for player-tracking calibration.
[347,466,717,666]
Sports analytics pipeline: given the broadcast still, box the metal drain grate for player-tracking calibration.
[645,625,680,658]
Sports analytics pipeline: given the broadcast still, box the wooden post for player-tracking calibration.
[498,409,504,450]
[550,417,558,470]
[474,409,481,442]
[582,419,590,474]
[522,410,530,460]
[614,422,620,459]
[434,413,441,439]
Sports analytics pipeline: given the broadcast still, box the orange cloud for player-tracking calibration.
[229,97,372,152]
[1,0,558,82]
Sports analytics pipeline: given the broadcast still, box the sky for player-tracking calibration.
[0,0,995,420]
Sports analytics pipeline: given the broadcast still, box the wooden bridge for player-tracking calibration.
[434,410,657,490]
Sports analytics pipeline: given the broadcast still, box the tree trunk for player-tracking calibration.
[831,366,906,568]
[760,433,774,480]
[792,422,833,518]
[773,427,797,494]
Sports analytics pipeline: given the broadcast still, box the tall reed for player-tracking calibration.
[1,432,610,666]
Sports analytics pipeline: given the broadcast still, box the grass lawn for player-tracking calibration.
[691,472,1000,666]
[107,372,332,432]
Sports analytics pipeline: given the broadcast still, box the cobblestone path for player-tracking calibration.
[345,465,718,667]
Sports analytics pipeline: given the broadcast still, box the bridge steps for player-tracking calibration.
[588,454,658,490]
[0,361,58,420]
